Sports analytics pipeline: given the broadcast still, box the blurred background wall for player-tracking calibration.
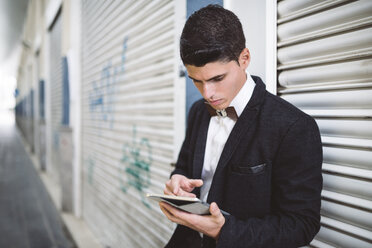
[6,0,372,247]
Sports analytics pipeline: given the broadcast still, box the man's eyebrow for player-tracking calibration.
[188,76,200,82]
[188,73,226,82]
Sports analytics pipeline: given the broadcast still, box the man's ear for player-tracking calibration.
[239,48,250,69]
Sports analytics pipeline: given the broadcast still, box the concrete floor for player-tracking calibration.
[0,123,75,248]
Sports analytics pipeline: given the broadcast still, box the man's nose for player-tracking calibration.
[203,82,214,99]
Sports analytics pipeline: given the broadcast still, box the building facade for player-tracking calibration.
[15,0,372,247]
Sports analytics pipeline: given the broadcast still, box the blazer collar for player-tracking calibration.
[206,76,267,204]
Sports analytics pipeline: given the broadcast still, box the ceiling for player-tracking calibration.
[0,0,29,78]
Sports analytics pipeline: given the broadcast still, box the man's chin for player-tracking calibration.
[207,101,228,110]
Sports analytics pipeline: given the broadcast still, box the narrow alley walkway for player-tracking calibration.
[0,119,75,248]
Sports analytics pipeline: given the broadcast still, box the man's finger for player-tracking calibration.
[159,203,177,222]
[210,202,221,217]
[159,202,173,217]
[165,182,177,195]
[164,188,174,195]
[175,189,196,198]
[174,190,196,198]
[159,202,187,226]
[170,179,181,195]
[169,182,179,195]
[188,179,203,188]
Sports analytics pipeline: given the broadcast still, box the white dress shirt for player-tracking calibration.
[200,72,255,202]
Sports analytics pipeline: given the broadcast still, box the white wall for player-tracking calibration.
[225,0,277,94]
[67,0,82,218]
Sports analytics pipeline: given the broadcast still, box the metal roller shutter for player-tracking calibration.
[49,13,63,183]
[277,0,372,247]
[81,1,179,246]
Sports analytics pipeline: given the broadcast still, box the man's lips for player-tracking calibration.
[209,99,223,106]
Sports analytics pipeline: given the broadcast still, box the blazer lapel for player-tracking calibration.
[192,109,210,181]
[207,77,267,204]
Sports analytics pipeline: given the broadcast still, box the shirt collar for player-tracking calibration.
[229,71,255,117]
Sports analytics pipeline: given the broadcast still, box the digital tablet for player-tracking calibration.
[146,193,230,215]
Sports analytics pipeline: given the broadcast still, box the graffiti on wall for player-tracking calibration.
[89,37,129,129]
[85,157,96,185]
[119,125,152,208]
[85,37,155,208]
[86,37,129,182]
[53,131,59,149]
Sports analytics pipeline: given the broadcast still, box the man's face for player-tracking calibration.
[185,49,250,110]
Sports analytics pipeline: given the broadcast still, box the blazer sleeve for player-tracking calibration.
[217,115,323,248]
[170,100,200,178]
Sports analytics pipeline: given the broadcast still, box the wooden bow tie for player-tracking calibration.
[205,103,238,121]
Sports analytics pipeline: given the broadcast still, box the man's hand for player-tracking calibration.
[159,201,225,240]
[164,174,203,197]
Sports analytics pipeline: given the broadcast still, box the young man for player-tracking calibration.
[159,5,322,248]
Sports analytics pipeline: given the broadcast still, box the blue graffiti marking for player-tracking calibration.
[53,131,59,149]
[119,125,152,208]
[121,37,128,73]
[89,37,129,129]
[86,158,96,185]
[90,95,103,107]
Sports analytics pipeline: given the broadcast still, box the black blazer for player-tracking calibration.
[166,76,323,248]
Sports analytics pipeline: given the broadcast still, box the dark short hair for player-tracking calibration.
[180,4,246,66]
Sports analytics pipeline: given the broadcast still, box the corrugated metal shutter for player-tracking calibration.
[277,0,372,247]
[81,1,178,247]
[49,13,63,183]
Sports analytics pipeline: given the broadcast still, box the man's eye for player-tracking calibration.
[214,77,224,82]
